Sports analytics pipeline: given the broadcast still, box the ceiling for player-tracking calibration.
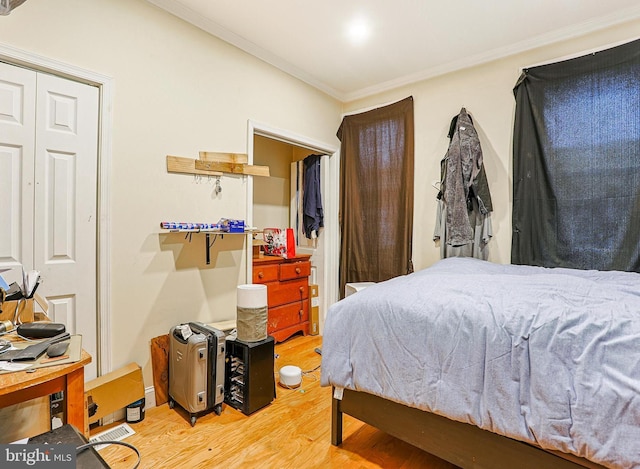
[147,0,640,102]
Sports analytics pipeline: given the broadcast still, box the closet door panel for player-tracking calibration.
[0,62,100,380]
[0,62,35,270]
[44,149,76,261]
[34,72,99,379]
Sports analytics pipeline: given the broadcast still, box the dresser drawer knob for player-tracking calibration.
[299,310,303,316]
[258,272,264,279]
[295,267,301,274]
[299,286,304,293]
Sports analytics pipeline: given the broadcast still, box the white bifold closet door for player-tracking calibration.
[0,61,99,380]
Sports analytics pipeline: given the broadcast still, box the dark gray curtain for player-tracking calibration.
[336,96,414,298]
[512,39,640,272]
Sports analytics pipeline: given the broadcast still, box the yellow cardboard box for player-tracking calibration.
[309,284,319,335]
[0,293,49,324]
[0,298,34,324]
[85,363,144,424]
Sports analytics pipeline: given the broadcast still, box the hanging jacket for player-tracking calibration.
[303,154,323,238]
[440,108,492,246]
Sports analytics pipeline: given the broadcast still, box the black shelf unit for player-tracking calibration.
[224,336,275,415]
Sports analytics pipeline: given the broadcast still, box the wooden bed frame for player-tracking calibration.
[331,388,607,469]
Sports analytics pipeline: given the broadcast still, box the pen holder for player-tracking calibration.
[0,298,34,324]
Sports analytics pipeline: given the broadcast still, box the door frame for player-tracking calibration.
[0,41,114,376]
[246,120,339,332]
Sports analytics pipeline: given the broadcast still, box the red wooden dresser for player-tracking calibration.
[252,254,311,342]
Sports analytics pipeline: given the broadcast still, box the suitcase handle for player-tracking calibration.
[172,326,204,344]
[172,328,190,344]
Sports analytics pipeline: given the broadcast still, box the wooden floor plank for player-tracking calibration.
[94,335,458,468]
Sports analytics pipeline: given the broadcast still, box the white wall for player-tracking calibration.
[0,0,341,386]
[343,19,640,271]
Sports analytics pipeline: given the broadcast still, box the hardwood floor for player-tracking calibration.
[95,335,458,468]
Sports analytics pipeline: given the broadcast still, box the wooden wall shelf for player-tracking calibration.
[166,151,270,178]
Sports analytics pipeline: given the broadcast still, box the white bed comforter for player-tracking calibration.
[320,258,640,468]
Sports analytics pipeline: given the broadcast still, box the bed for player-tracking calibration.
[320,257,640,469]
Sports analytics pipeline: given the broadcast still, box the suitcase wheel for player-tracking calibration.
[190,415,197,427]
[214,404,222,416]
[168,398,175,409]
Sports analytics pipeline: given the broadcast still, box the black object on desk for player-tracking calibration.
[17,322,66,339]
[1,332,70,361]
[28,424,109,469]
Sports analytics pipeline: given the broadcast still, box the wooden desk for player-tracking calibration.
[0,350,91,437]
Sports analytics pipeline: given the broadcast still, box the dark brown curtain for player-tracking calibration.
[336,96,414,298]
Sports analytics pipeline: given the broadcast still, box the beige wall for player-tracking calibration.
[253,136,293,229]
[343,19,640,271]
[0,0,341,386]
[253,137,318,230]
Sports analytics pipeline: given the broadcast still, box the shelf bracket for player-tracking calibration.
[205,233,224,265]
[206,233,210,265]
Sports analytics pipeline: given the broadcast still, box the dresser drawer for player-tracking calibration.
[253,264,279,284]
[267,299,309,333]
[279,261,311,281]
[266,278,309,308]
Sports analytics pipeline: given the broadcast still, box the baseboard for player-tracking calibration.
[145,385,156,409]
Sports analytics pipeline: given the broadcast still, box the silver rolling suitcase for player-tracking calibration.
[168,322,226,426]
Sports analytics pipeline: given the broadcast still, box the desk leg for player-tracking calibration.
[66,366,87,437]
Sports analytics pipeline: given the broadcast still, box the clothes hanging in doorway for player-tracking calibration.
[303,154,324,239]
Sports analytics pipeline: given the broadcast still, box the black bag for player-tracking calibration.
[17,322,66,339]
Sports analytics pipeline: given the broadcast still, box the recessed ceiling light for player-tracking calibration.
[346,17,370,45]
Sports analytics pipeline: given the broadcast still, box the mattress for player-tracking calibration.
[320,257,640,468]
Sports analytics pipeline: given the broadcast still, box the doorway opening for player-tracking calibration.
[246,121,339,336]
